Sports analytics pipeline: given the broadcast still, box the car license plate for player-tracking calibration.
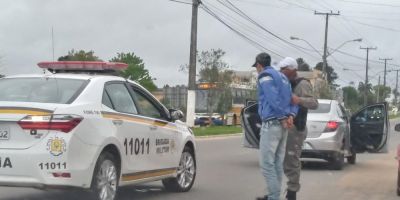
[0,127,10,140]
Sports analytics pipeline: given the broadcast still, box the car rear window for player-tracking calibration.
[0,77,87,104]
[309,102,331,113]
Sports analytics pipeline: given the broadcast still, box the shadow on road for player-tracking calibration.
[0,185,179,200]
[301,160,334,170]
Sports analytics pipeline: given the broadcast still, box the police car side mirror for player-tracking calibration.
[170,109,184,121]
[395,124,400,132]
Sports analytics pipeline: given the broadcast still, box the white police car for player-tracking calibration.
[0,61,196,200]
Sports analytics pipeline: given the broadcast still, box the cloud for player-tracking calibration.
[0,0,399,87]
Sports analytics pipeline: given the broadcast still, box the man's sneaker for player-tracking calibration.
[256,195,268,200]
[286,190,296,200]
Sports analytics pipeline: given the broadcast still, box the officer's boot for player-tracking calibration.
[286,190,296,200]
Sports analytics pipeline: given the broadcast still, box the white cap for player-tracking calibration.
[277,57,298,70]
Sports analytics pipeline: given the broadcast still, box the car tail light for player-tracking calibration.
[323,121,339,132]
[18,115,83,133]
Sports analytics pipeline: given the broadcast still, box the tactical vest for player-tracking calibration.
[291,78,308,132]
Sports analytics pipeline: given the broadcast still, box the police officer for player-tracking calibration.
[278,57,318,200]
[253,53,298,200]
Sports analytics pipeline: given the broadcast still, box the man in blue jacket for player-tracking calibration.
[254,53,298,200]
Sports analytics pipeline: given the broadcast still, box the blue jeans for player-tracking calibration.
[259,120,288,200]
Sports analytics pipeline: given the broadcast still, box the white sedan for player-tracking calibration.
[0,61,196,200]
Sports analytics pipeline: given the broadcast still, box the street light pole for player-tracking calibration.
[328,38,362,57]
[315,11,340,81]
[186,0,200,127]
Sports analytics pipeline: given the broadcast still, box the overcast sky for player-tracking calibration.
[0,0,399,88]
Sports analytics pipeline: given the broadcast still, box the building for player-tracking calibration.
[161,69,257,113]
[162,85,187,110]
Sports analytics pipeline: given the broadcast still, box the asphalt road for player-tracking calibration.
[1,120,400,200]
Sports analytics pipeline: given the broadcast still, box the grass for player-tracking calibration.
[390,114,400,119]
[193,125,242,137]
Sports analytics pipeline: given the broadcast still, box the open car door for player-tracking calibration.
[350,102,389,153]
[241,102,261,149]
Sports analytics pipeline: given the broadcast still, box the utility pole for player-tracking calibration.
[394,70,400,108]
[51,26,55,61]
[377,76,380,103]
[186,0,200,127]
[379,58,392,100]
[314,11,340,81]
[360,46,377,106]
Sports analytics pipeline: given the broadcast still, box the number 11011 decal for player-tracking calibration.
[39,162,67,170]
[123,138,150,155]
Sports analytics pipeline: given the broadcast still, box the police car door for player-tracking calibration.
[350,102,389,153]
[128,85,179,170]
[241,103,261,149]
[102,82,153,177]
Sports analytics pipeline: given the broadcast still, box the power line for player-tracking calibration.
[200,3,285,57]
[345,18,400,33]
[220,0,322,59]
[334,49,400,68]
[203,1,289,56]
[335,0,400,8]
[167,0,192,5]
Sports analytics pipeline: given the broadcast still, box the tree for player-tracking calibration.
[58,49,101,61]
[342,86,359,112]
[372,85,391,102]
[0,74,4,78]
[197,49,233,119]
[357,82,375,105]
[315,62,338,85]
[296,58,311,71]
[110,52,157,92]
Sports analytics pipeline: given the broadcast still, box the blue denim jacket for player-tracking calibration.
[257,66,298,121]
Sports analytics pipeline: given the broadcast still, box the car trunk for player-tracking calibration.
[0,102,58,150]
[306,113,331,138]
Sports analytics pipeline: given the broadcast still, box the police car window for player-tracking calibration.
[130,88,163,119]
[0,78,86,104]
[102,90,114,109]
[105,83,138,114]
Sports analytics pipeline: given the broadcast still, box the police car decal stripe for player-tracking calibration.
[0,107,53,115]
[122,168,177,181]
[101,111,178,131]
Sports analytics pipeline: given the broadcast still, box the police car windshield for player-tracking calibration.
[0,77,87,104]
[308,103,331,114]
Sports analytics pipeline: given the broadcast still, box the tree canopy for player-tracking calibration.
[198,49,233,117]
[110,52,157,92]
[58,49,101,61]
[315,62,338,85]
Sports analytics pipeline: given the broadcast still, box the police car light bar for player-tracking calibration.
[37,61,128,71]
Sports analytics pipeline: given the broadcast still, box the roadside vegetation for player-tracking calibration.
[193,125,242,137]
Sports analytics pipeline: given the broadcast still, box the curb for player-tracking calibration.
[195,133,243,139]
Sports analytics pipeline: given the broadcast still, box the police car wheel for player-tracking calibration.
[162,146,196,192]
[91,152,120,200]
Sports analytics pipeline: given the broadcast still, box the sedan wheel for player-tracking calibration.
[91,152,119,200]
[163,147,196,192]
